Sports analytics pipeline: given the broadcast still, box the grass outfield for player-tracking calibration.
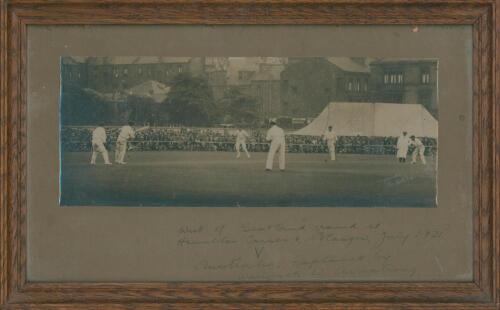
[60,151,437,207]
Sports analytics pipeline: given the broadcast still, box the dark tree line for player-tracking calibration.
[61,73,261,126]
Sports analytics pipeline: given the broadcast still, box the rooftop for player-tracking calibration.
[62,56,192,65]
[252,65,284,81]
[326,57,372,73]
[370,58,438,65]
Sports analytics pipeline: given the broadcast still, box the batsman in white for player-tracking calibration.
[396,131,411,163]
[90,124,112,165]
[410,135,426,165]
[322,125,337,161]
[235,127,251,159]
[265,119,286,171]
[115,121,149,164]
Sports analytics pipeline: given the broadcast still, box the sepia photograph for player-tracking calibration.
[59,56,438,207]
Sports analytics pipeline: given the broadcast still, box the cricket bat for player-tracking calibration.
[135,125,150,133]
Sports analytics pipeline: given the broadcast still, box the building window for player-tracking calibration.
[421,69,431,84]
[346,79,353,91]
[346,78,365,92]
[123,68,128,76]
[422,73,430,84]
[384,72,404,86]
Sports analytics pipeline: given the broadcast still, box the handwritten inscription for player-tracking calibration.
[176,221,443,280]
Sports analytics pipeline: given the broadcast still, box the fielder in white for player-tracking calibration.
[115,122,149,164]
[322,125,337,161]
[396,131,411,163]
[265,120,286,171]
[235,128,251,158]
[90,124,112,165]
[410,135,426,164]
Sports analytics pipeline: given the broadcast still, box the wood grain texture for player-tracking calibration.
[0,0,499,309]
[7,2,22,304]
[0,0,9,306]
[473,3,495,300]
[6,282,485,303]
[2,303,500,310]
[496,0,500,308]
[8,3,489,25]
[494,0,500,307]
[2,0,498,4]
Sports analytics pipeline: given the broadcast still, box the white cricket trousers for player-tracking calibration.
[266,141,285,170]
[412,147,426,164]
[235,141,250,158]
[115,140,127,163]
[91,142,111,164]
[327,141,336,161]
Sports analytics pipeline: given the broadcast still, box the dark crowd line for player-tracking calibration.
[61,126,438,156]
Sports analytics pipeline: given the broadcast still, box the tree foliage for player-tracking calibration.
[60,83,114,125]
[126,95,165,126]
[218,87,259,125]
[164,73,215,126]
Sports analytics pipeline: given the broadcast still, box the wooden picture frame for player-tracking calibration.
[0,0,499,309]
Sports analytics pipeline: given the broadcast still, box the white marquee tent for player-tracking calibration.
[293,102,438,138]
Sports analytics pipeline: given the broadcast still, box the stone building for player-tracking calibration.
[61,57,439,122]
[250,63,284,118]
[204,57,230,101]
[369,59,438,118]
[61,57,89,87]
[224,58,286,118]
[61,57,205,93]
[280,57,371,117]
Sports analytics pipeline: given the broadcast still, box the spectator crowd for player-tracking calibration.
[61,126,438,156]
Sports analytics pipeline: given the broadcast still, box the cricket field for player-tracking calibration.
[60,151,437,207]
